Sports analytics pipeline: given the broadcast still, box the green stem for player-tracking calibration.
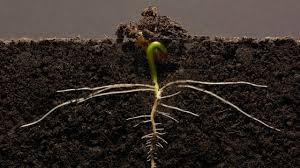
[146,41,167,96]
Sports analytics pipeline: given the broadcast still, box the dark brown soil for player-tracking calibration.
[1,7,299,168]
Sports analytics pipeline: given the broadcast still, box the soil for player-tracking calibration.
[0,7,299,168]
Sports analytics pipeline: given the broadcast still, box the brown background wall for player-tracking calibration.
[1,0,300,39]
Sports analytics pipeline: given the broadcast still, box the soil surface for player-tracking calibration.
[1,7,299,168]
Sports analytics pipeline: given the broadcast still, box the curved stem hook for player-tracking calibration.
[146,41,167,96]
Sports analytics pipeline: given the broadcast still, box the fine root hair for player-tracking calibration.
[21,84,154,128]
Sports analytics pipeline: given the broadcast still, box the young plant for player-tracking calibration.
[21,41,280,168]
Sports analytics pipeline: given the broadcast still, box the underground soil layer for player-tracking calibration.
[0,37,299,168]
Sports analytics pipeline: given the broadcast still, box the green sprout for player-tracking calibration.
[20,41,280,168]
[146,41,167,97]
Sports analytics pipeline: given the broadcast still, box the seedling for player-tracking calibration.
[21,41,280,168]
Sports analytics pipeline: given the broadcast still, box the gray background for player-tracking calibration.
[1,0,299,39]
